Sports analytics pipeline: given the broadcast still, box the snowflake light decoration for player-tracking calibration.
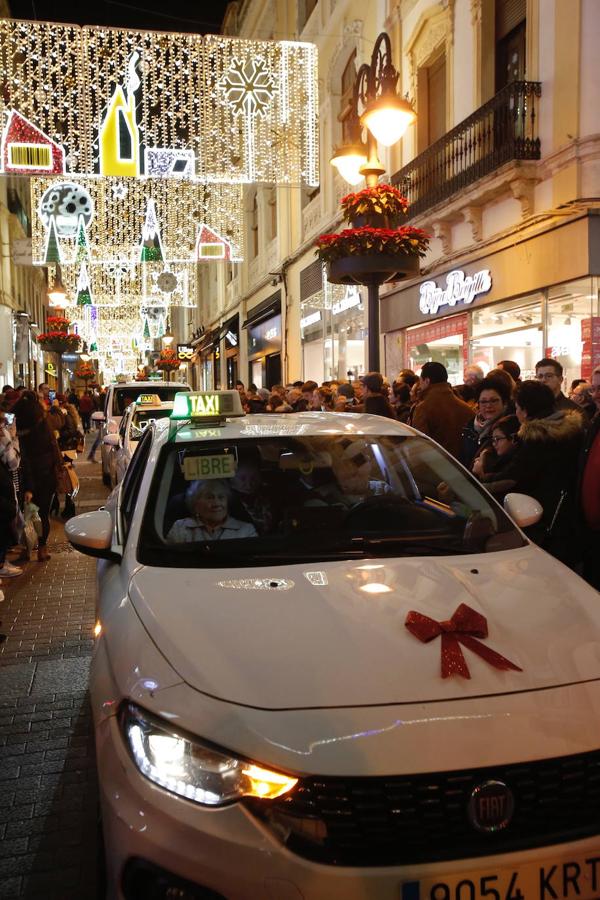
[218,58,276,118]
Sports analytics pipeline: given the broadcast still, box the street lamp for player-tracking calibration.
[330,33,416,371]
[162,324,175,346]
[48,265,67,307]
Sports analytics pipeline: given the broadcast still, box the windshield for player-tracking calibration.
[130,408,172,440]
[112,386,188,416]
[138,433,525,567]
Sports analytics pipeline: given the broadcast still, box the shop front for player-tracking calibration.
[300,283,367,382]
[244,292,281,389]
[193,329,220,390]
[382,212,600,386]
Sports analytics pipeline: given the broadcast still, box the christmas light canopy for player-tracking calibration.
[0,19,319,186]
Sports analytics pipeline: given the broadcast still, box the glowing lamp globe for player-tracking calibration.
[330,144,368,186]
[361,96,416,147]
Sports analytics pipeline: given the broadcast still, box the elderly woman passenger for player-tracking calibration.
[167,479,258,542]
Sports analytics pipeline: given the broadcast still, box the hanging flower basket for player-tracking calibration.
[155,349,180,373]
[316,184,429,288]
[37,333,82,354]
[341,184,409,226]
[327,253,421,286]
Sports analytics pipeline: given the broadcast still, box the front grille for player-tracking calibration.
[246,750,600,867]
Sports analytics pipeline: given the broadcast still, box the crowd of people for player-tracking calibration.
[234,357,600,591]
[0,383,108,603]
[0,362,598,615]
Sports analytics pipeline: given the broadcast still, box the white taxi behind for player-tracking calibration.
[102,394,173,487]
[66,390,600,900]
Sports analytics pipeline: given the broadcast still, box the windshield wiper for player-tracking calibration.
[346,536,475,555]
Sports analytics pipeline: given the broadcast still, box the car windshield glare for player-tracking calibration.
[130,409,172,440]
[138,434,525,567]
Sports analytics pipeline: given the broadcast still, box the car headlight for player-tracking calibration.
[122,703,298,807]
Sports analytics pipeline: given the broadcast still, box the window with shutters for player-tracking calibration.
[339,51,357,143]
[417,52,447,152]
[495,0,526,90]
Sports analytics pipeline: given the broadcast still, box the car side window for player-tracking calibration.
[120,427,153,539]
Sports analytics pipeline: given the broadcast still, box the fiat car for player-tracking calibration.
[67,390,600,900]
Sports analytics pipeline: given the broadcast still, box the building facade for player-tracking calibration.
[194,0,600,389]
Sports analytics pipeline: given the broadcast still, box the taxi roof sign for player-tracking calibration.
[170,390,244,421]
[136,393,162,406]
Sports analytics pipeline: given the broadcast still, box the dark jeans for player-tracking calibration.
[31,483,53,547]
[0,519,12,566]
[81,412,91,432]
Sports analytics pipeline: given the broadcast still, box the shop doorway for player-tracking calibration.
[406,314,468,385]
[265,353,281,389]
[470,295,543,379]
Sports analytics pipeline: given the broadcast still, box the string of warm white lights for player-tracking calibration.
[31,176,244,266]
[0,19,319,185]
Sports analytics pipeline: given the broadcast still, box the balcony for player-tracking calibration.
[392,81,542,221]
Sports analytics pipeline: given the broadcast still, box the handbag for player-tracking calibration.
[55,463,72,495]
[23,501,43,537]
[23,518,37,553]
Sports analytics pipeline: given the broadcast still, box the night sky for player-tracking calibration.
[7,0,231,34]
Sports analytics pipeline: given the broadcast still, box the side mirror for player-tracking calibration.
[91,411,105,422]
[64,510,121,562]
[102,433,120,447]
[504,492,543,528]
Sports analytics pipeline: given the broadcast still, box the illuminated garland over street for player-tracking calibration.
[0,19,319,186]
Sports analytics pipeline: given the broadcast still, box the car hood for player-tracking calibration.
[129,545,600,710]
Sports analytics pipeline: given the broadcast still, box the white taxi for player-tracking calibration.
[66,390,600,900]
[102,394,173,487]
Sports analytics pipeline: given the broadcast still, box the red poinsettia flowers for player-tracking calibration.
[316,226,429,263]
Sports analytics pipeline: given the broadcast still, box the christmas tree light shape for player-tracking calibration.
[75,215,91,264]
[76,261,93,306]
[143,318,150,339]
[43,215,63,264]
[139,198,164,262]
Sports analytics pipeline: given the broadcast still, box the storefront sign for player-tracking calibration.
[265,326,279,341]
[248,314,282,359]
[419,269,492,315]
[177,343,194,362]
[300,311,321,329]
[332,286,361,316]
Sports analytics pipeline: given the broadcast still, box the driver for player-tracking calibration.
[306,441,390,508]
[167,479,258,542]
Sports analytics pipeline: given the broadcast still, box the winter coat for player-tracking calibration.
[18,418,59,495]
[411,382,473,459]
[364,394,397,419]
[0,457,17,526]
[492,410,583,563]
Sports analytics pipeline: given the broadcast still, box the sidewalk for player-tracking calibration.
[0,446,109,899]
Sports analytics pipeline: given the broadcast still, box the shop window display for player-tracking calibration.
[405,314,468,385]
[470,294,543,379]
[546,279,596,387]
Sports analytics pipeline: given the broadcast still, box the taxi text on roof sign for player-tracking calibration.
[137,394,162,405]
[170,390,244,420]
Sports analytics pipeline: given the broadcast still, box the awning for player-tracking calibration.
[242,291,281,329]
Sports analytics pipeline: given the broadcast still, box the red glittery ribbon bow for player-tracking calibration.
[405,603,522,679]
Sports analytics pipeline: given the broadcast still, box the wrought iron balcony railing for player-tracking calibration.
[392,81,542,220]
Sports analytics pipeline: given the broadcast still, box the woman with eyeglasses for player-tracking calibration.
[471,415,520,494]
[460,376,512,470]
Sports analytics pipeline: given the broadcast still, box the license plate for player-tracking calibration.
[401,852,600,900]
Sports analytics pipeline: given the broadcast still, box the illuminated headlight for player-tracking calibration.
[122,703,298,806]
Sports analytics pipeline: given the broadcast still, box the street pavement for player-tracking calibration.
[0,444,109,899]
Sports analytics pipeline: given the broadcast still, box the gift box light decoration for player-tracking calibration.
[31,176,244,265]
[0,19,319,186]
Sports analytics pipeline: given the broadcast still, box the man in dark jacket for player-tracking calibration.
[535,358,579,412]
[412,362,473,458]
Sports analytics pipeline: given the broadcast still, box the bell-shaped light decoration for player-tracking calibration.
[330,143,368,186]
[361,94,416,147]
